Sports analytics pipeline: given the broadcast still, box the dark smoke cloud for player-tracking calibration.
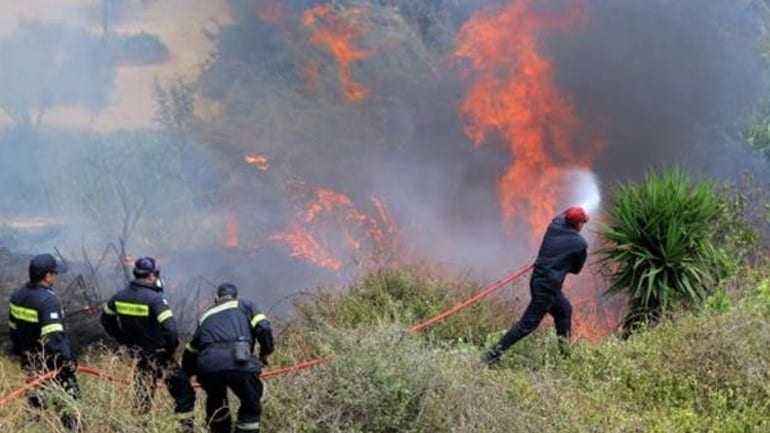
[551,0,768,181]
[0,0,768,317]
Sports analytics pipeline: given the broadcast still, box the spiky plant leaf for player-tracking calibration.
[600,169,729,331]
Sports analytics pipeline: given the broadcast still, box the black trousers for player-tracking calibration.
[198,371,264,433]
[496,280,573,351]
[134,355,196,415]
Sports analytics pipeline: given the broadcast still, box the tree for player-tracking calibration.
[0,22,115,126]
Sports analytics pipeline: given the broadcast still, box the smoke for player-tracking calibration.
[0,0,767,319]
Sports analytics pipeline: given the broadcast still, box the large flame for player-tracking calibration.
[270,181,398,271]
[456,0,599,238]
[302,4,370,102]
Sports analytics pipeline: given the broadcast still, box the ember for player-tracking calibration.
[225,212,239,249]
[244,153,270,170]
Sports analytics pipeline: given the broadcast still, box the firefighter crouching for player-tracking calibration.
[183,283,275,433]
[100,257,196,432]
[483,207,590,364]
[8,254,81,431]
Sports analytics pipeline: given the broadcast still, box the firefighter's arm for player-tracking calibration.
[100,298,126,343]
[8,305,21,357]
[40,296,75,366]
[570,248,588,274]
[250,312,274,359]
[181,330,201,377]
[152,297,179,354]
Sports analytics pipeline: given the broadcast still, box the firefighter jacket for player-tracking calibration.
[101,280,179,357]
[182,299,274,376]
[9,282,75,367]
[532,215,588,290]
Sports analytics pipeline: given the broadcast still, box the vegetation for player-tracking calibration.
[600,170,733,331]
[0,266,769,432]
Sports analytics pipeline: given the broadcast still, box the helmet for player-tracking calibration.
[133,257,160,278]
[216,283,239,301]
[29,254,66,281]
[565,207,590,227]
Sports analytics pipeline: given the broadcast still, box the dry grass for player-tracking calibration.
[0,268,768,432]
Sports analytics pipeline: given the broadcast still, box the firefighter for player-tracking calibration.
[182,283,274,433]
[483,207,590,364]
[100,257,195,432]
[8,253,81,431]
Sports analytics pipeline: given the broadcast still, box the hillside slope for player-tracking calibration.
[0,269,768,433]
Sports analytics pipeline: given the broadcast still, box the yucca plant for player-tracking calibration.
[601,169,729,332]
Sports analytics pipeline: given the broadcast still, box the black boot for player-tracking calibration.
[481,347,503,365]
[178,413,195,433]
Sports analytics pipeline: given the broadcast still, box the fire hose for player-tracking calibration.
[0,262,534,406]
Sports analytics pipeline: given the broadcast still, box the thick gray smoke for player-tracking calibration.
[0,0,767,317]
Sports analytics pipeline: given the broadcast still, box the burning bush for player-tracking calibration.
[600,169,730,332]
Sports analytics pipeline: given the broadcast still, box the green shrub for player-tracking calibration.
[294,267,519,345]
[600,169,730,331]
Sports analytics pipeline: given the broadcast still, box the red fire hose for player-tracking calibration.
[409,263,534,333]
[0,370,59,407]
[0,263,533,406]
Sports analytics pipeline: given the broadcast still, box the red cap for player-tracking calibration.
[565,207,589,226]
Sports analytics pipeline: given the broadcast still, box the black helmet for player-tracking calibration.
[216,283,239,301]
[133,257,160,278]
[29,254,66,282]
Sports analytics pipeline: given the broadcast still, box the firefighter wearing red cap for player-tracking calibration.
[8,254,81,431]
[483,207,590,364]
[100,257,196,432]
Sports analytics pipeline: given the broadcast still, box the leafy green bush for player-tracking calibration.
[294,267,520,345]
[600,169,730,331]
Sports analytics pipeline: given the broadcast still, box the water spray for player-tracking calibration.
[568,169,602,216]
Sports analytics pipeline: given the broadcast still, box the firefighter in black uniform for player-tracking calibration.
[8,253,80,431]
[182,283,274,433]
[483,207,590,364]
[100,257,196,432]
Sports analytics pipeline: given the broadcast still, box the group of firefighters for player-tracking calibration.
[4,206,590,432]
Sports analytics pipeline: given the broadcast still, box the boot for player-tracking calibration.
[61,413,82,433]
[481,348,503,366]
[235,420,261,433]
[179,418,194,433]
[178,414,195,433]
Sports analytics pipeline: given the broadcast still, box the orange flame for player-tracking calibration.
[270,182,398,271]
[225,212,239,249]
[565,265,625,342]
[302,4,370,102]
[244,153,270,170]
[456,0,599,238]
[270,227,344,271]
